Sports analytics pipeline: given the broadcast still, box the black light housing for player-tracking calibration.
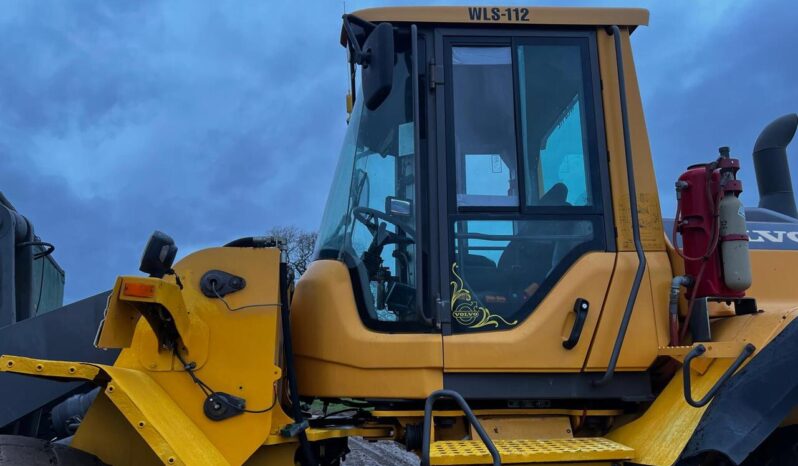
[139,230,177,278]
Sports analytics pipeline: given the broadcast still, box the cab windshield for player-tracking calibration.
[316,40,422,328]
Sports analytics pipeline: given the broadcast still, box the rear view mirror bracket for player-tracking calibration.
[343,15,395,111]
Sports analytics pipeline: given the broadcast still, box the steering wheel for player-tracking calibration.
[352,206,415,246]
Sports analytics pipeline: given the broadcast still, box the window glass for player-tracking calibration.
[451,219,595,330]
[446,38,605,333]
[315,46,420,325]
[452,46,518,207]
[517,44,592,207]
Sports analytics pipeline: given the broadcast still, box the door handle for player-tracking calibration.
[563,298,589,349]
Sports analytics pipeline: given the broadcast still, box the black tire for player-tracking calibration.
[0,435,107,465]
[741,425,798,466]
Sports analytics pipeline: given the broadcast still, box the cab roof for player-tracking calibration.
[347,5,648,29]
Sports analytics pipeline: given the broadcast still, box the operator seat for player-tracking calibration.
[495,183,568,311]
[460,254,500,293]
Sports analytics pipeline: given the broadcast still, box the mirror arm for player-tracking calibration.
[342,14,376,65]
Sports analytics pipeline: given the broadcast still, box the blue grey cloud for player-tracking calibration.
[1,0,796,303]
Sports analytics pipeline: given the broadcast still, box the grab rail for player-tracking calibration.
[421,389,501,466]
[683,343,755,407]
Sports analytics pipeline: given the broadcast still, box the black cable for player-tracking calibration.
[17,241,55,316]
[174,349,277,414]
[279,261,317,466]
[33,257,45,316]
[165,268,183,290]
[16,240,55,259]
[210,282,280,312]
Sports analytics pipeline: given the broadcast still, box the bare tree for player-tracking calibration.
[267,226,318,277]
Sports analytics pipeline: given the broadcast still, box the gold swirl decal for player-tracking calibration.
[450,263,518,328]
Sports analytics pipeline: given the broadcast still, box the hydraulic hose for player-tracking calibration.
[279,261,317,465]
[668,275,693,346]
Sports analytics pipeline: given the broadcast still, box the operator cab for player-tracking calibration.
[316,8,615,334]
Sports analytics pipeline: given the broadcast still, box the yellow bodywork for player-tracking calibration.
[609,309,798,465]
[3,247,291,465]
[293,22,671,385]
[349,6,648,28]
[3,5,798,466]
[292,259,443,399]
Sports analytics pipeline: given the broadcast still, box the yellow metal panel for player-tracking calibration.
[292,260,443,398]
[116,247,284,466]
[0,355,99,380]
[471,416,572,440]
[429,438,634,465]
[73,392,163,466]
[443,253,614,372]
[4,247,287,466]
[647,251,675,348]
[597,27,664,253]
[244,444,298,466]
[101,367,228,466]
[584,252,659,371]
[609,310,798,465]
[658,341,752,359]
[349,6,648,27]
[97,276,194,349]
[305,426,394,442]
[748,250,798,311]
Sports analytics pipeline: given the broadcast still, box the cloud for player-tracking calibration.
[0,0,349,302]
[1,0,796,303]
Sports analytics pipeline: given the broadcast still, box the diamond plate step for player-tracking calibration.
[429,437,634,465]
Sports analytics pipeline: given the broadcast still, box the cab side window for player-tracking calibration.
[452,47,519,208]
[518,43,593,208]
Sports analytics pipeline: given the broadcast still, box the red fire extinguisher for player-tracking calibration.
[672,147,752,341]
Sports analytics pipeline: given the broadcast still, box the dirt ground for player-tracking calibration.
[343,438,420,465]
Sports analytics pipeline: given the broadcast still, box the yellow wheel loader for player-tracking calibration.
[3,6,798,466]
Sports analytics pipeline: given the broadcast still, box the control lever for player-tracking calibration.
[563,298,589,349]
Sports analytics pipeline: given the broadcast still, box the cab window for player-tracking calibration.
[452,46,519,208]
[316,33,426,331]
[446,36,607,332]
[518,43,593,208]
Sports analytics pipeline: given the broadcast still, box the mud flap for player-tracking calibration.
[678,317,798,465]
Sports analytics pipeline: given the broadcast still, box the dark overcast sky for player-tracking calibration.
[2,0,797,304]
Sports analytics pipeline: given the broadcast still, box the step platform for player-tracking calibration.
[429,437,634,465]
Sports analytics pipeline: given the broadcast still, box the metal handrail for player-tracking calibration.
[594,24,647,386]
[683,343,755,407]
[421,389,501,466]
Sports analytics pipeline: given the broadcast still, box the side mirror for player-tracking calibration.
[139,230,178,278]
[362,22,394,111]
[386,197,412,217]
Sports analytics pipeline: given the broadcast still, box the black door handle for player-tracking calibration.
[563,298,589,349]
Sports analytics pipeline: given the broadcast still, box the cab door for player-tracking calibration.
[434,29,618,381]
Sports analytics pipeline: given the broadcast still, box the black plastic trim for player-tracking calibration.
[444,371,652,401]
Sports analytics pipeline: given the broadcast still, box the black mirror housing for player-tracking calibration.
[362,22,394,111]
[139,230,178,278]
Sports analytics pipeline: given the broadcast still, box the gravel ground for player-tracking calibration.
[343,438,420,466]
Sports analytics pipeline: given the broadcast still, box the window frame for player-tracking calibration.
[438,27,615,334]
[342,27,435,334]
[512,35,606,216]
